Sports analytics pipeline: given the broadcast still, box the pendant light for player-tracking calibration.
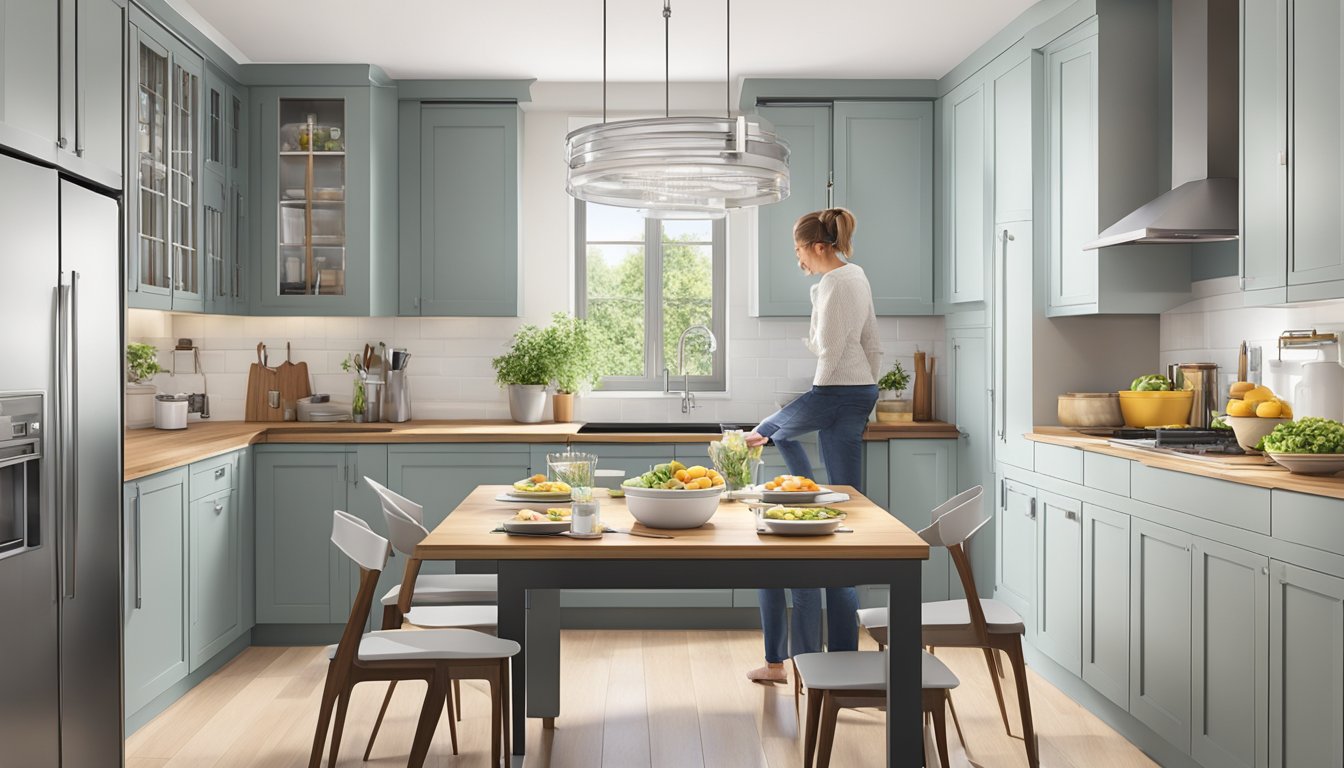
[564,0,791,219]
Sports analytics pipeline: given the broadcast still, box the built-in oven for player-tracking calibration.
[0,394,43,559]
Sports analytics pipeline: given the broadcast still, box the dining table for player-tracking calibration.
[406,484,930,766]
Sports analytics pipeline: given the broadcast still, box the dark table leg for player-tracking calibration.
[496,566,528,756]
[887,559,923,767]
[527,589,560,719]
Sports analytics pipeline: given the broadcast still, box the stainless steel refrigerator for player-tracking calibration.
[0,152,124,766]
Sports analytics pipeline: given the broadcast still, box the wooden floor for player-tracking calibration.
[126,630,1158,768]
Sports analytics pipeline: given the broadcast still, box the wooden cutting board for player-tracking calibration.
[275,342,312,415]
[244,343,282,422]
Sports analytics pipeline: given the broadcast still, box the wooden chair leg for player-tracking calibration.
[983,646,1013,736]
[488,671,502,768]
[381,604,401,630]
[791,660,803,720]
[803,685,823,768]
[930,692,951,768]
[455,679,463,721]
[1005,639,1040,768]
[407,675,445,768]
[307,671,340,768]
[326,686,351,768]
[362,680,398,761]
[443,679,460,755]
[501,660,512,767]
[946,690,969,753]
[815,691,841,768]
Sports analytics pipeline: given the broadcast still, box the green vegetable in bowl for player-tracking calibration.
[1210,416,1231,431]
[1258,417,1344,454]
[763,507,846,521]
[1130,374,1174,392]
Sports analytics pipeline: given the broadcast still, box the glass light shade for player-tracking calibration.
[566,115,790,217]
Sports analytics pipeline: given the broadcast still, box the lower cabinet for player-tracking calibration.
[1035,491,1081,675]
[189,489,241,669]
[123,469,190,716]
[254,448,353,624]
[1129,518,1194,752]
[887,440,956,601]
[1081,502,1129,709]
[996,479,1037,628]
[1269,560,1344,768]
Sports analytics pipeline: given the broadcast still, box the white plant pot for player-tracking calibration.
[507,384,548,423]
[125,383,156,429]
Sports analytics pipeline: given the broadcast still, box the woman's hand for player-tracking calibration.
[744,431,768,447]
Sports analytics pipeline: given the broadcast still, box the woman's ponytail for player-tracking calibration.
[795,207,857,258]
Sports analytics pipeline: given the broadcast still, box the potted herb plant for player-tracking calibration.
[125,343,163,429]
[544,312,600,423]
[492,323,554,423]
[875,360,913,422]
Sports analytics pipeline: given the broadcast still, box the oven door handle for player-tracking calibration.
[0,451,38,471]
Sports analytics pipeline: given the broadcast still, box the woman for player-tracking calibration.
[745,207,881,684]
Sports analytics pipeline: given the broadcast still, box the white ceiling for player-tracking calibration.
[172,0,1038,82]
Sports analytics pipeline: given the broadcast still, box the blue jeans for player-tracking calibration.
[753,384,877,662]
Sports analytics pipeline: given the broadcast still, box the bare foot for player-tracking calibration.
[747,662,787,684]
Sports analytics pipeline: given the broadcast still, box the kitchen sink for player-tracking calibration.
[576,422,756,434]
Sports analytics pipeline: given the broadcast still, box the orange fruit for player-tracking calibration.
[675,469,690,483]
[687,466,708,480]
[1255,400,1283,418]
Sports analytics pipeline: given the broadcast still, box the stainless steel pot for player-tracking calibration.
[1168,363,1219,428]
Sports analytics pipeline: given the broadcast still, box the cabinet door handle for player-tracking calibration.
[999,478,1006,510]
[1065,509,1077,521]
[214,502,224,514]
[1028,497,1037,520]
[134,484,143,610]
[997,229,1011,441]
[215,466,226,480]
[74,0,85,158]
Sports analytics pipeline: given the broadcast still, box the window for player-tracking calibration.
[576,202,726,392]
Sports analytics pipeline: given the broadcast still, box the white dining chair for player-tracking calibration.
[855,485,1039,768]
[314,510,518,768]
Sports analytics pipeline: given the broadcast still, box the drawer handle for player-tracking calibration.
[215,467,226,480]
[214,502,223,514]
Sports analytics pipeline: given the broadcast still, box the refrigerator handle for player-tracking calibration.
[133,484,142,610]
[64,271,80,598]
[57,276,73,600]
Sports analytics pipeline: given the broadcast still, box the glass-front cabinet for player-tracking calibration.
[277,99,347,297]
[127,8,204,312]
[252,78,396,316]
[202,66,248,314]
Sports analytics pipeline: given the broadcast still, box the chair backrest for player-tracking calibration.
[917,486,988,548]
[381,497,431,557]
[329,510,390,676]
[363,476,426,526]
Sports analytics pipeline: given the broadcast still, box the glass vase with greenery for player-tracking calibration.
[126,343,163,384]
[544,312,600,394]
[878,361,911,399]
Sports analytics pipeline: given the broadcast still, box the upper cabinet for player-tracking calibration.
[1240,0,1288,302]
[398,102,521,316]
[942,79,990,306]
[0,0,122,189]
[754,99,934,317]
[203,65,248,315]
[250,75,397,316]
[126,9,205,312]
[1042,8,1191,317]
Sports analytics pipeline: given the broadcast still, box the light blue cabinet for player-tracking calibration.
[992,221,1035,470]
[189,488,240,670]
[1191,538,1268,768]
[1240,0,1288,301]
[950,329,993,596]
[254,447,353,623]
[123,468,190,716]
[203,68,248,314]
[754,105,830,316]
[1044,28,1100,313]
[996,478,1036,628]
[0,0,58,160]
[833,101,934,315]
[887,440,955,601]
[1081,502,1129,709]
[942,78,990,306]
[1129,517,1193,753]
[992,55,1033,223]
[1268,560,1344,768]
[399,103,520,316]
[1035,491,1081,675]
[1287,0,1344,291]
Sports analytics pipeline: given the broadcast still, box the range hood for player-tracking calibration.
[1085,0,1238,249]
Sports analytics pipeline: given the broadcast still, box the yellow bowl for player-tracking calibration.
[1116,390,1194,428]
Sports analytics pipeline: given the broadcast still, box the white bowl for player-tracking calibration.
[761,518,842,536]
[621,485,724,529]
[1266,452,1344,475]
[1223,416,1291,453]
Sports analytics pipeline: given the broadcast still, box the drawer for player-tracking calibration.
[1272,490,1344,557]
[189,455,234,501]
[1084,452,1130,497]
[1130,463,1270,534]
[1035,443,1083,484]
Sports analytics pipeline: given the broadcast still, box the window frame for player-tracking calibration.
[574,202,727,393]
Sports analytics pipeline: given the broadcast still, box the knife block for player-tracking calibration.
[912,352,935,422]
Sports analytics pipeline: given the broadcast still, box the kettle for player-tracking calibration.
[1295,360,1344,421]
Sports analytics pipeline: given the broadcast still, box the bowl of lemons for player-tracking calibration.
[1224,383,1293,452]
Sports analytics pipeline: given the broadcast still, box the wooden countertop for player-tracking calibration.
[415,484,930,561]
[124,418,960,483]
[1028,426,1344,501]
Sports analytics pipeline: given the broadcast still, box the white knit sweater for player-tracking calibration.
[806,263,882,386]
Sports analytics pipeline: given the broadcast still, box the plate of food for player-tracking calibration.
[502,508,572,533]
[509,474,573,499]
[760,506,846,535]
[749,474,829,503]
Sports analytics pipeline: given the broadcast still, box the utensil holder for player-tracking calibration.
[383,370,411,422]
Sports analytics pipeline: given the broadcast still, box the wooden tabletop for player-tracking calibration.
[414,485,930,561]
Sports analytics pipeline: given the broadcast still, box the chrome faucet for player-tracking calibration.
[667,324,717,414]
